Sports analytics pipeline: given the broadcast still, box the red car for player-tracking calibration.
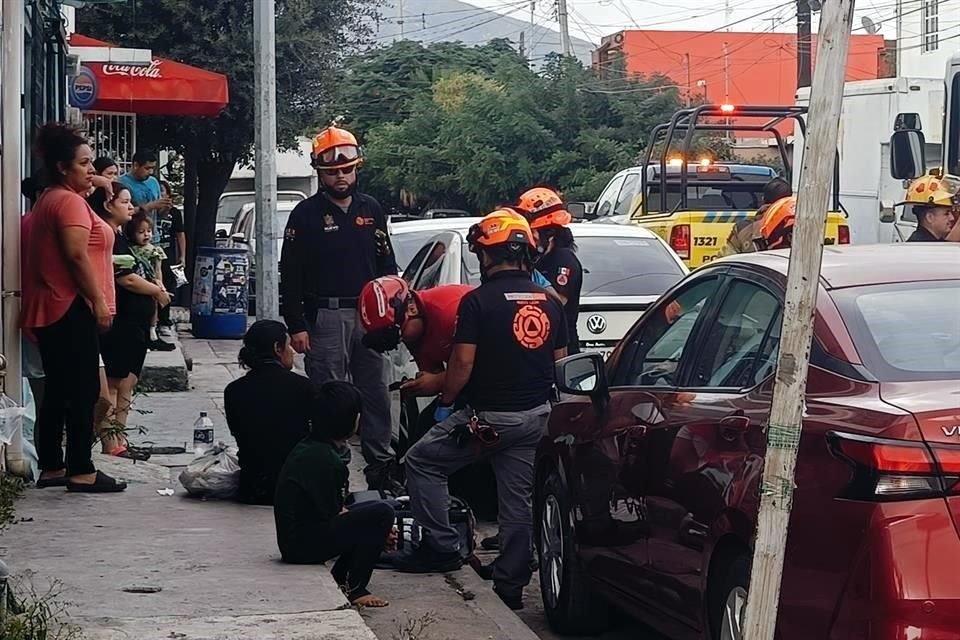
[535,243,960,640]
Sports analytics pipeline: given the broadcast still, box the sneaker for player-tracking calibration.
[148,339,176,352]
[393,543,463,574]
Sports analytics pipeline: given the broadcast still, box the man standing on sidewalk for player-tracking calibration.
[398,210,567,611]
[120,151,170,236]
[280,125,399,492]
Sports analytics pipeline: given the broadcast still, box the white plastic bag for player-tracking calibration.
[178,443,240,499]
[0,393,25,446]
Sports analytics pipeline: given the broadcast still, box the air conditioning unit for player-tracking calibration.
[65,54,81,77]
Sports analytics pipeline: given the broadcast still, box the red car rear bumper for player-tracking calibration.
[827,498,960,639]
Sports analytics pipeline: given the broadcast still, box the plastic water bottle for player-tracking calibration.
[192,411,214,456]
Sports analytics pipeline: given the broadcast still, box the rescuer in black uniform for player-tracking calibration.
[279,125,399,493]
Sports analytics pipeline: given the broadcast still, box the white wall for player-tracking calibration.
[899,0,960,77]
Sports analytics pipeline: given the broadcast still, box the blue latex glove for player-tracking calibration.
[532,269,551,288]
[434,403,454,423]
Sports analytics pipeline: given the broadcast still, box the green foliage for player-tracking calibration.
[2,574,81,640]
[0,473,24,532]
[338,42,726,211]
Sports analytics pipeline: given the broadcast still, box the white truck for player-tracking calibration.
[794,77,944,243]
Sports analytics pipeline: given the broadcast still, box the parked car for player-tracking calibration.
[216,190,306,237]
[228,200,298,314]
[536,243,960,640]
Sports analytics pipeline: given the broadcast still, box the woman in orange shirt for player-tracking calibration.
[22,123,126,493]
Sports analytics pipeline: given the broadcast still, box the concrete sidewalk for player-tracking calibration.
[1,332,377,640]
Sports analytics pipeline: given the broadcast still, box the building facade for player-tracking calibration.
[593,30,889,140]
[898,0,960,78]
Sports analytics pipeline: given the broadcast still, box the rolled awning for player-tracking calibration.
[69,34,229,117]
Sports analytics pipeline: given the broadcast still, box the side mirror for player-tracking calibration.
[567,202,586,220]
[890,129,926,180]
[894,112,922,131]
[555,352,609,410]
[879,201,896,224]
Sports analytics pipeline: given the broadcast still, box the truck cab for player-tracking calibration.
[593,104,849,267]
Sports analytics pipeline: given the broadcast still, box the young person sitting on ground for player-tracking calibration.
[224,320,312,505]
[273,381,397,608]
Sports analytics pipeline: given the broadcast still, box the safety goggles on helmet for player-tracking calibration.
[312,145,362,169]
[467,208,536,251]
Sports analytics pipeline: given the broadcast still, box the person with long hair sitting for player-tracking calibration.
[224,320,312,505]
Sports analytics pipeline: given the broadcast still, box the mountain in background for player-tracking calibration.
[368,0,595,65]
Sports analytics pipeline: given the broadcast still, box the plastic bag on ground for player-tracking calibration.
[178,443,240,499]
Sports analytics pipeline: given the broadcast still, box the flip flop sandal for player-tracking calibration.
[139,442,187,455]
[67,471,128,493]
[36,475,68,488]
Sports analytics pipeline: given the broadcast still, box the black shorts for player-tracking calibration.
[100,320,149,380]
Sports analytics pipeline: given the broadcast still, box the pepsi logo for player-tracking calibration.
[69,66,99,110]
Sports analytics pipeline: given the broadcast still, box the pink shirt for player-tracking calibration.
[22,187,115,329]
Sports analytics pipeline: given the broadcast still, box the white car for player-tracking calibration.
[389,216,483,276]
[399,221,689,358]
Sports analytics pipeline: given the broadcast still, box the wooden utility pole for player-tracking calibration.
[557,0,572,56]
[741,0,856,637]
[797,0,813,88]
[253,0,280,320]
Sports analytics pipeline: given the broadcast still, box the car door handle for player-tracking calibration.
[719,415,751,430]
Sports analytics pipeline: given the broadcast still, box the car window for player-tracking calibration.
[413,243,448,290]
[402,242,436,284]
[578,236,686,296]
[620,278,721,387]
[645,183,764,213]
[688,281,782,388]
[614,173,640,216]
[833,281,960,381]
[594,174,626,219]
[392,230,442,271]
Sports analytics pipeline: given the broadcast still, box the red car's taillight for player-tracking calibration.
[828,431,960,500]
[838,224,850,245]
[670,224,691,259]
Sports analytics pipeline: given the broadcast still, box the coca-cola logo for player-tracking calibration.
[101,59,163,79]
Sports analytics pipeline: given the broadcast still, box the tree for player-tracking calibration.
[341,40,693,212]
[77,0,377,263]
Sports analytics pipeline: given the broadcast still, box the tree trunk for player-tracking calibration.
[183,147,199,280]
[196,157,235,250]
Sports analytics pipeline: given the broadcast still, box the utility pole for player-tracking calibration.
[741,0,856,637]
[685,52,692,107]
[723,42,731,139]
[557,0,572,56]
[519,31,526,59]
[797,0,813,88]
[398,0,406,40]
[253,0,279,321]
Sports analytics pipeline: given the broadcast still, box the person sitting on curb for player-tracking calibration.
[274,381,397,608]
[225,320,312,505]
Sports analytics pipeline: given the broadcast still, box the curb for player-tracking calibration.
[452,568,541,640]
[139,338,190,392]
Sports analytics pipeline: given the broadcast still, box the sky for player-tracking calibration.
[465,0,899,45]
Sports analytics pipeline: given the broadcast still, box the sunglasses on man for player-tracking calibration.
[320,165,356,177]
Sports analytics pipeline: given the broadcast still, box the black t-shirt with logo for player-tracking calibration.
[279,192,398,334]
[535,247,583,353]
[155,207,185,263]
[453,270,567,412]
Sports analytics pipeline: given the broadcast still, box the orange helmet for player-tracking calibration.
[467,208,536,251]
[516,187,572,230]
[758,196,796,250]
[311,126,362,169]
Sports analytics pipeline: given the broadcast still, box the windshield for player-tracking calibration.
[644,182,765,213]
[217,193,304,224]
[833,281,960,382]
[461,236,685,295]
[392,230,444,272]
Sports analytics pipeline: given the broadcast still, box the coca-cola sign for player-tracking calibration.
[101,59,163,79]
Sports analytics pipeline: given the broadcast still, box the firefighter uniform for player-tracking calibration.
[403,211,566,608]
[280,190,398,489]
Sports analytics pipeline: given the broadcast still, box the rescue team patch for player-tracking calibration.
[557,267,571,286]
[284,227,296,241]
[503,292,548,302]
[323,213,339,233]
[355,216,375,226]
[512,304,551,350]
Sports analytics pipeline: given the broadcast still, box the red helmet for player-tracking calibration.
[359,276,412,333]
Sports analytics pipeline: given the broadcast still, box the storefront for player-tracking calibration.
[68,34,229,168]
